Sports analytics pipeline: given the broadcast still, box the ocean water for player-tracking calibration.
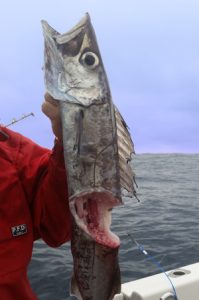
[28,154,199,299]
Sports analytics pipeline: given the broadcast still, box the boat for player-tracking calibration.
[113,262,199,300]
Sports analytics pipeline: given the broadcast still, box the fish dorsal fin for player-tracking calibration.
[114,105,136,196]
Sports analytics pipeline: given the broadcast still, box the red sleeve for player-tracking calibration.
[16,134,71,247]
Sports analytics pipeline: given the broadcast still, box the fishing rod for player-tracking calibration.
[4,112,34,127]
[0,113,35,141]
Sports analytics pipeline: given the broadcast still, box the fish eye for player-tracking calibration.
[81,51,99,69]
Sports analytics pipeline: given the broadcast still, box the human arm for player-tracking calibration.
[16,133,71,247]
[16,92,71,246]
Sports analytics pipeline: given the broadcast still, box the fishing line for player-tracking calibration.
[128,234,178,300]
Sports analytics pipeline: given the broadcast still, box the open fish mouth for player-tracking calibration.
[70,190,121,248]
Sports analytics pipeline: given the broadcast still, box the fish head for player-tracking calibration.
[70,189,121,249]
[42,13,111,106]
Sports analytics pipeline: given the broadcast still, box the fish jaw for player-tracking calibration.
[69,190,121,249]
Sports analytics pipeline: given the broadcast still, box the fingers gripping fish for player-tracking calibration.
[42,13,136,300]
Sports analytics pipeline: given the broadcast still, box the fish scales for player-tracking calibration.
[71,225,120,300]
[42,13,136,300]
[60,102,120,197]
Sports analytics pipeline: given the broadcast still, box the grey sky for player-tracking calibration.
[0,0,198,152]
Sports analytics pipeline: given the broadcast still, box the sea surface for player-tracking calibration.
[28,154,199,299]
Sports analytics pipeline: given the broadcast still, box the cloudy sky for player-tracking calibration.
[0,0,198,153]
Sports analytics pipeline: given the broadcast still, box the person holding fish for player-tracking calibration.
[0,93,71,300]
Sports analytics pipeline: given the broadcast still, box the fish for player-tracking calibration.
[41,13,136,300]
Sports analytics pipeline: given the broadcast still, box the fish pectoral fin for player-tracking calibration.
[70,273,83,300]
[73,109,84,157]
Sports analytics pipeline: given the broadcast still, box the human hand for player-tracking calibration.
[42,93,62,140]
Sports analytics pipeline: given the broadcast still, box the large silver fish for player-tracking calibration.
[42,13,136,300]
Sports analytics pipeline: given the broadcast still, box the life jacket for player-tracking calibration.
[0,126,71,299]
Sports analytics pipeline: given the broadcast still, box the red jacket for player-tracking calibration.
[0,127,71,299]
